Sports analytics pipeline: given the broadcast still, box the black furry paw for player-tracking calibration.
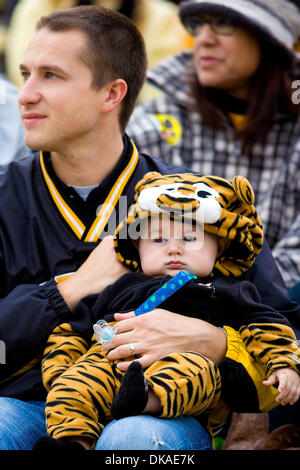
[111,361,148,420]
[32,435,86,450]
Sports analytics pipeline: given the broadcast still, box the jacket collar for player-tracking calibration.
[39,135,139,242]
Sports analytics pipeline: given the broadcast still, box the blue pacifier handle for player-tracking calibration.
[135,271,197,316]
[93,271,196,345]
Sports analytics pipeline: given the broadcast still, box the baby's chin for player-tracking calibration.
[164,268,192,277]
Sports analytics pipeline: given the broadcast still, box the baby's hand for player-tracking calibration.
[263,368,300,405]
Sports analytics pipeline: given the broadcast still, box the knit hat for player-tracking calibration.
[114,172,264,278]
[179,0,300,67]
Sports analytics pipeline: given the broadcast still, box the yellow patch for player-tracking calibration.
[154,114,182,146]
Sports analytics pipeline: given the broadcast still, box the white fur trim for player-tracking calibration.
[137,183,221,224]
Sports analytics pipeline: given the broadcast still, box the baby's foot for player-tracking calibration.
[111,361,148,419]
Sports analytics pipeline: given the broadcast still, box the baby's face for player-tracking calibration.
[137,217,218,278]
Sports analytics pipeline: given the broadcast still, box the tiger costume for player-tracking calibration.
[38,173,300,449]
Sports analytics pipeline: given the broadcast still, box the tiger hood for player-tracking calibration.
[114,172,264,277]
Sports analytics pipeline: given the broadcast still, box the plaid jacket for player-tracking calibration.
[127,50,300,289]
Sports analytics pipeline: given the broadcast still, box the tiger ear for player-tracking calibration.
[232,175,255,206]
[134,171,162,196]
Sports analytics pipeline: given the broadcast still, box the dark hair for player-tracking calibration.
[190,43,299,153]
[37,5,147,131]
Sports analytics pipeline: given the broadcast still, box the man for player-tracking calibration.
[0,5,298,451]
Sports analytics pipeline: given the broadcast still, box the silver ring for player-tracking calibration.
[129,343,136,355]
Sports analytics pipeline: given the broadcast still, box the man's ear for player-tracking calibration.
[102,78,128,113]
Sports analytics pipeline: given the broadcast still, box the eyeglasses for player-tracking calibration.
[184,16,238,36]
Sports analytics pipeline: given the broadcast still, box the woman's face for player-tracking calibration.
[193,17,261,99]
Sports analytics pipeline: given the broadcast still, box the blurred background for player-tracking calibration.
[0,0,18,73]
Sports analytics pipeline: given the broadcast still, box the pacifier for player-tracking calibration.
[93,319,117,346]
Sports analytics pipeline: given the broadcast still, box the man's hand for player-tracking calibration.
[57,236,129,310]
[103,309,228,370]
[263,368,300,405]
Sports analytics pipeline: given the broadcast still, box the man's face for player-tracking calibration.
[18,28,106,152]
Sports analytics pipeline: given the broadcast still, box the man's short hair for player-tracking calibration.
[37,5,147,131]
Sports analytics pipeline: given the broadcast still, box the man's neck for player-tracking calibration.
[49,132,124,187]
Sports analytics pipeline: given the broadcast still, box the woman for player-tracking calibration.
[126,0,300,447]
[127,0,300,295]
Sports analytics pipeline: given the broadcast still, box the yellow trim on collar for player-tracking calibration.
[84,141,139,242]
[40,152,86,239]
[40,141,139,242]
